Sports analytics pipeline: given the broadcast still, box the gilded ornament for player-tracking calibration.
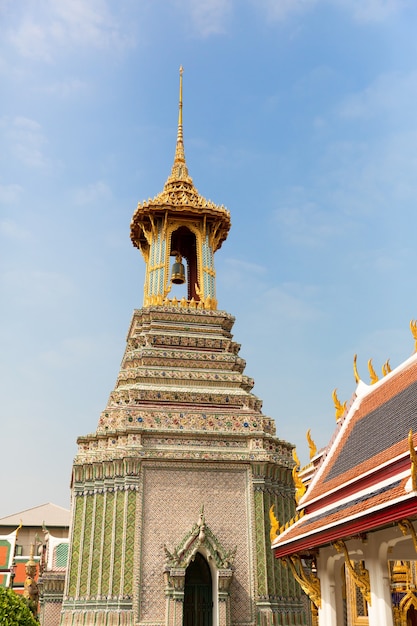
[398,518,417,554]
[292,448,306,504]
[333,540,371,605]
[367,358,378,385]
[410,320,417,353]
[285,555,321,609]
[269,504,279,542]
[332,388,346,421]
[130,67,230,310]
[382,359,391,376]
[353,354,360,383]
[306,429,317,460]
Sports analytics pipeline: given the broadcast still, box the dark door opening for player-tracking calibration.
[407,604,417,626]
[183,553,212,626]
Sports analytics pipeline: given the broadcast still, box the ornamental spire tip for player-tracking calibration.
[174,65,185,166]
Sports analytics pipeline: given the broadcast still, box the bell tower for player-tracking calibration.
[60,69,306,626]
[130,67,230,309]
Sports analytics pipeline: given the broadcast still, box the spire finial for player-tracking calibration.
[174,65,186,167]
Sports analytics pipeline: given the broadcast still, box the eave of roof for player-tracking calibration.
[273,480,417,557]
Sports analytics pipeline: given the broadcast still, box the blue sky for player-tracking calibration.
[1,0,417,517]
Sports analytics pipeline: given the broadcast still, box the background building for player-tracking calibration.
[0,502,69,597]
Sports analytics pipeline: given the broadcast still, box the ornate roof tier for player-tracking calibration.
[129,68,230,310]
[130,67,230,257]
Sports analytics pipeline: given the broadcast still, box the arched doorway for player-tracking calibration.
[183,553,212,626]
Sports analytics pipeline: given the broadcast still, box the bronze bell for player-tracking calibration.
[171,254,186,284]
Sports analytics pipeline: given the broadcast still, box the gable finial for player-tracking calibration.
[306,429,317,459]
[353,354,360,383]
[332,388,347,421]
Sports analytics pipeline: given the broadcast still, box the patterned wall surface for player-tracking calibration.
[60,307,304,626]
[139,464,253,625]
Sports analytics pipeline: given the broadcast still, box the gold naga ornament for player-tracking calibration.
[350,318,417,388]
[269,505,280,543]
[410,320,417,352]
[333,540,371,606]
[306,428,317,460]
[332,388,346,421]
[292,448,306,505]
[285,555,321,611]
[353,353,392,385]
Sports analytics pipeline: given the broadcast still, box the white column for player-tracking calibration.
[365,533,393,626]
[317,548,344,626]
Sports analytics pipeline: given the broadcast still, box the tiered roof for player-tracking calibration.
[272,346,417,557]
[76,306,293,467]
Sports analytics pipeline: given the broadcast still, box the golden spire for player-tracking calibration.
[170,65,189,179]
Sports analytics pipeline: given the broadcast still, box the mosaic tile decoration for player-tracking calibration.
[61,308,304,626]
[139,464,253,624]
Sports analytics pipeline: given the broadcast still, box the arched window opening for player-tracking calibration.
[170,227,198,301]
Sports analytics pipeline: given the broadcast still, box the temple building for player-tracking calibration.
[59,69,306,626]
[272,334,417,626]
[0,503,70,625]
[0,503,69,595]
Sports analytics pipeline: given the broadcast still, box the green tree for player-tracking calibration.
[0,587,38,625]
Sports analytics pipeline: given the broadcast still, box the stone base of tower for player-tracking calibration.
[60,306,308,626]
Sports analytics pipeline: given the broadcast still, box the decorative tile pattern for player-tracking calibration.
[79,495,93,595]
[110,490,125,595]
[62,308,303,625]
[140,465,252,623]
[67,497,82,598]
[89,493,104,596]
[123,490,136,596]
[100,491,114,595]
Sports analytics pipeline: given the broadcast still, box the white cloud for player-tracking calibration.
[177,0,233,36]
[339,71,417,121]
[1,268,75,304]
[338,0,409,22]
[0,116,48,168]
[39,336,102,368]
[253,0,317,21]
[252,0,408,22]
[351,245,414,275]
[40,78,90,98]
[224,258,266,274]
[273,200,347,247]
[0,218,30,241]
[219,257,266,291]
[6,0,134,62]
[74,181,112,205]
[262,283,322,321]
[0,183,23,204]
